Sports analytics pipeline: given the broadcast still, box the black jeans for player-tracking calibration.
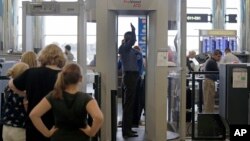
[122,71,139,134]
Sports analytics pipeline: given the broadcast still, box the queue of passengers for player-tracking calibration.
[1,44,103,141]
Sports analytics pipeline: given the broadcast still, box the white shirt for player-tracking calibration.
[65,51,74,62]
[220,52,240,64]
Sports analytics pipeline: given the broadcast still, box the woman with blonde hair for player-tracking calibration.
[2,62,29,141]
[21,51,37,68]
[20,51,38,111]
[30,63,103,141]
[9,44,66,141]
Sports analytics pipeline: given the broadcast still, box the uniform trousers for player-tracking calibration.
[122,71,139,134]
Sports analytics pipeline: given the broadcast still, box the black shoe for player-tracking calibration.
[122,132,138,138]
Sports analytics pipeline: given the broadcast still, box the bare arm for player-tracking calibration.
[81,99,104,137]
[29,98,57,137]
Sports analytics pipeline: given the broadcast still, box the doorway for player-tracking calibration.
[96,6,169,141]
[116,15,147,140]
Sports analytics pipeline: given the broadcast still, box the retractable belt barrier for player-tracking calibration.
[190,71,226,140]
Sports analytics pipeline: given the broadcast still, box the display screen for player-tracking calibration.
[202,36,237,54]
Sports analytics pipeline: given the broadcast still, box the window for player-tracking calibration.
[17,0,92,62]
[44,16,77,60]
[225,0,240,43]
[186,0,212,53]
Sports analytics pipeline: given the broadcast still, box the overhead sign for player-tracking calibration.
[225,14,237,23]
[26,2,79,16]
[124,0,141,7]
[108,0,156,10]
[187,14,212,23]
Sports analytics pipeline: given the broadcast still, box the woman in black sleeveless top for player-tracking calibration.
[29,63,103,141]
[9,44,66,141]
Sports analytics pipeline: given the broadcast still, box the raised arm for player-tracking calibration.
[119,23,136,53]
[125,23,136,48]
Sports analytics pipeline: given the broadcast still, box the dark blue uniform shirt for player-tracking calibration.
[118,30,138,72]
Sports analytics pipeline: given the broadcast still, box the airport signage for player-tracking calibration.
[138,17,147,55]
[225,14,237,23]
[187,14,212,23]
[123,0,142,8]
[109,0,155,10]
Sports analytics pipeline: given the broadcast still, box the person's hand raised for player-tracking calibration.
[130,23,135,31]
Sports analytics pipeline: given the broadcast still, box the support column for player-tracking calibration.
[96,0,117,140]
[78,0,87,91]
[3,0,18,52]
[0,0,3,52]
[33,0,44,50]
[212,0,225,29]
[240,0,250,53]
[146,0,168,140]
[33,17,44,49]
[22,1,33,52]
[239,0,246,52]
[177,0,187,140]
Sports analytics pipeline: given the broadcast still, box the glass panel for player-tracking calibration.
[187,8,211,14]
[17,1,78,51]
[87,22,96,36]
[225,0,239,51]
[187,0,211,8]
[187,36,199,52]
[43,16,77,60]
[18,36,22,52]
[167,0,180,139]
[225,6,238,30]
[226,0,240,8]
[187,6,212,52]
[118,16,138,46]
[44,16,77,35]
[18,8,22,35]
[44,19,97,66]
[186,0,211,138]
[44,35,77,61]
[17,0,32,50]
[87,35,96,65]
[86,22,96,68]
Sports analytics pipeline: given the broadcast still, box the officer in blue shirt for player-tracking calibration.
[132,45,145,127]
[118,23,139,138]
